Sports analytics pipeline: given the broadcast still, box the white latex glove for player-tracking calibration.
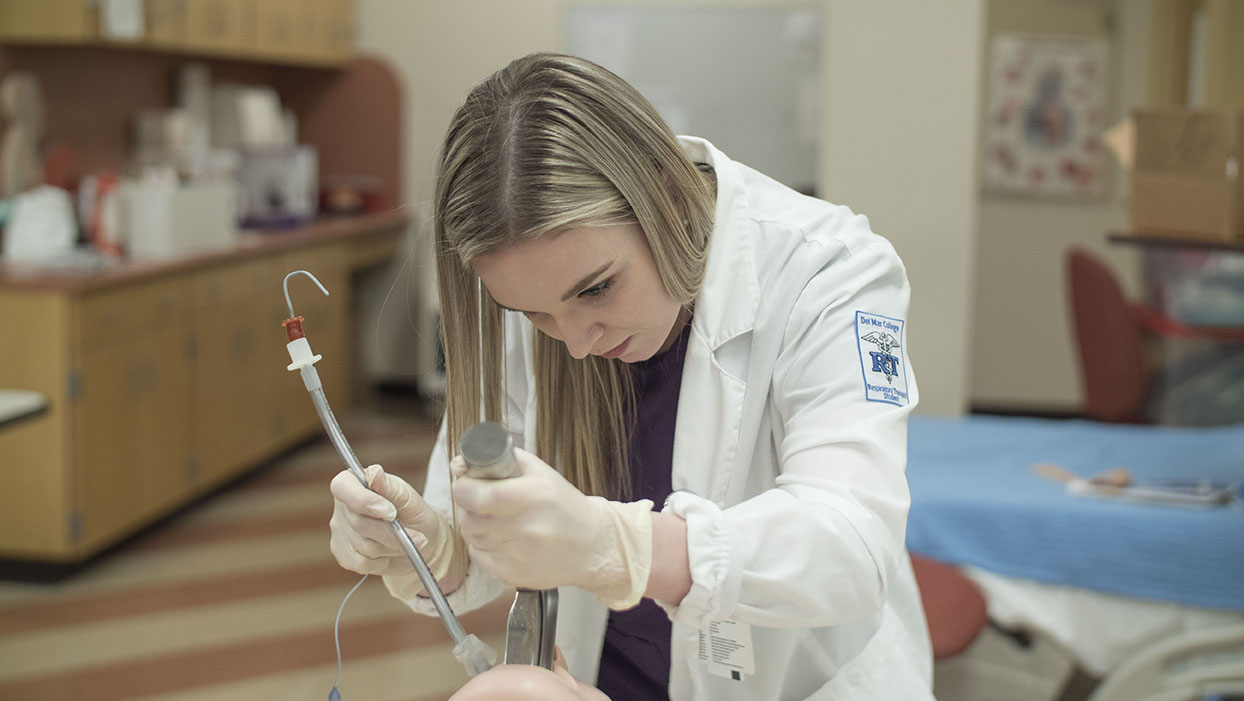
[451,448,653,611]
[329,464,459,600]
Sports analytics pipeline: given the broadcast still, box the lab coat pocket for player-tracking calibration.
[805,609,933,700]
[712,333,751,383]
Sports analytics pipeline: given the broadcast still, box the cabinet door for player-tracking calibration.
[76,320,195,552]
[145,0,188,47]
[185,0,243,54]
[319,0,353,63]
[254,0,297,61]
[0,0,91,42]
[193,259,282,486]
[237,0,258,54]
[290,0,319,62]
[0,293,76,558]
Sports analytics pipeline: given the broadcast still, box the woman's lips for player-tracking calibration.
[600,337,631,359]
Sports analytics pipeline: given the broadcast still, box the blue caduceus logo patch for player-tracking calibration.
[855,311,909,406]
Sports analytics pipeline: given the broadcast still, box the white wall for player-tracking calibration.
[354,1,559,385]
[356,0,983,415]
[820,1,983,415]
[563,5,823,193]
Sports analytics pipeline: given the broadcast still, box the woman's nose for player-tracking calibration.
[562,320,604,360]
[530,311,604,359]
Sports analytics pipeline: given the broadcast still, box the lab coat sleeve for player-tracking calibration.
[399,314,533,617]
[667,236,917,629]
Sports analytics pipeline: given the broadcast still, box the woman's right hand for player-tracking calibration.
[329,464,459,599]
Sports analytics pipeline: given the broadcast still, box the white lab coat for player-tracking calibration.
[411,137,935,700]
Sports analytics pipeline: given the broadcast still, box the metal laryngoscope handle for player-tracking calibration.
[459,422,559,671]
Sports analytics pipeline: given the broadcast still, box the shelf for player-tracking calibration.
[0,0,354,68]
[1109,231,1244,253]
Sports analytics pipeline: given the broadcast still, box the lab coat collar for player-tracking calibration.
[677,136,760,350]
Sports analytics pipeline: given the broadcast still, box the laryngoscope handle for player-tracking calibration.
[460,422,521,479]
[460,422,558,671]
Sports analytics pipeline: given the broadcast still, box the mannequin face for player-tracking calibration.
[448,663,610,701]
[473,222,686,363]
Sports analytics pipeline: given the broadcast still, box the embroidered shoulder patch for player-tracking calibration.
[855,311,910,406]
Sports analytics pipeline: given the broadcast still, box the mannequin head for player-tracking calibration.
[449,662,610,701]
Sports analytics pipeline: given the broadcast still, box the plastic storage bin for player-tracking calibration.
[1149,334,1244,426]
[1143,249,1244,328]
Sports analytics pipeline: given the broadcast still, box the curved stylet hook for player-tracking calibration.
[283,270,331,318]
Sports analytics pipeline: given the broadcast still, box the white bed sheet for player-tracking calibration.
[963,566,1244,677]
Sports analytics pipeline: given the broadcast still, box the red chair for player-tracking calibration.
[911,554,989,659]
[1065,247,1151,423]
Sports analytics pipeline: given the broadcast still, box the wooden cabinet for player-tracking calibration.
[0,0,92,42]
[0,214,405,562]
[0,293,75,555]
[254,0,296,62]
[193,257,279,486]
[185,0,246,55]
[76,299,196,553]
[0,0,354,67]
[145,0,189,47]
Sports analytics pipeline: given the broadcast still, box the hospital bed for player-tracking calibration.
[904,415,1244,700]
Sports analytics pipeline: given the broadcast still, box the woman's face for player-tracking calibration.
[473,222,685,363]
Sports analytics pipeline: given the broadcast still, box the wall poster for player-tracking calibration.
[983,34,1111,198]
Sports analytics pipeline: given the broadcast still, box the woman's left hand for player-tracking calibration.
[451,448,653,610]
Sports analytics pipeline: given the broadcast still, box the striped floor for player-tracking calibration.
[0,405,509,700]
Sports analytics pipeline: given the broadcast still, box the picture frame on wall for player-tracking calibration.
[983,33,1111,199]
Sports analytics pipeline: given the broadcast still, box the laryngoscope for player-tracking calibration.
[458,422,559,670]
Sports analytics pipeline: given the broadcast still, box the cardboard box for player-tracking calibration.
[1129,108,1244,242]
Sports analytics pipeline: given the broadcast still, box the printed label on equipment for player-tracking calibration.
[697,619,756,681]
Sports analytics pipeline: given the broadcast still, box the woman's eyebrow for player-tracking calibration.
[560,262,613,302]
[493,261,616,313]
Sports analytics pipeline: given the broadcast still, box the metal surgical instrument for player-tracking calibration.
[280,270,496,678]
[459,421,559,671]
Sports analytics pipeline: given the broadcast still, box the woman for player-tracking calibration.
[330,52,933,699]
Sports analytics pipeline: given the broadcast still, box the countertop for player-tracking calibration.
[0,210,410,294]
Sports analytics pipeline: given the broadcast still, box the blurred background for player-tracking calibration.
[0,1,1242,699]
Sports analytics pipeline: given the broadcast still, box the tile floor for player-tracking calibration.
[0,400,508,700]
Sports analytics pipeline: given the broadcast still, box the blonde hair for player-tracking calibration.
[434,52,715,499]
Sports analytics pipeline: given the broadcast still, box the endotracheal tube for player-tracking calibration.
[280,271,496,699]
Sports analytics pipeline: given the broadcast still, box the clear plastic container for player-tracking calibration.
[1143,248,1244,327]
[1149,334,1244,426]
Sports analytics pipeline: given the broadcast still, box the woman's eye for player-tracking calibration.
[579,279,612,300]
